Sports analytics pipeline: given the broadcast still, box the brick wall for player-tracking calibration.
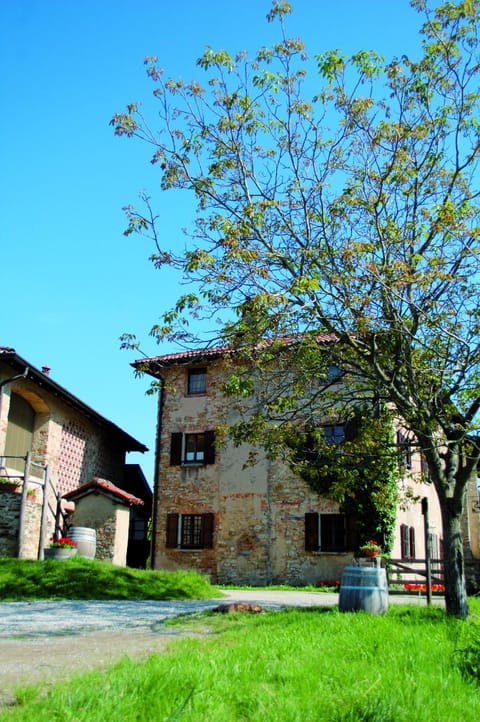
[153,359,354,585]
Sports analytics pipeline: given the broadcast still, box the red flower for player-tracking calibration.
[49,536,78,549]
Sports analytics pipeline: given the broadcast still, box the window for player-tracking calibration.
[170,431,216,466]
[397,430,412,470]
[185,433,205,462]
[322,419,356,445]
[324,425,345,445]
[305,512,350,552]
[166,513,214,549]
[187,368,207,395]
[400,524,416,559]
[327,364,342,383]
[129,510,146,541]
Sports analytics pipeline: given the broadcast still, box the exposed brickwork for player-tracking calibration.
[58,420,88,493]
[149,351,465,587]
[152,359,355,585]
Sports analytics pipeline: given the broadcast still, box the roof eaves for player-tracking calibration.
[0,348,148,453]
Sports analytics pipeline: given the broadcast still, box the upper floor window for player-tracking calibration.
[327,364,342,383]
[185,433,205,463]
[169,430,216,466]
[400,524,416,559]
[187,368,207,395]
[397,430,412,470]
[324,424,346,445]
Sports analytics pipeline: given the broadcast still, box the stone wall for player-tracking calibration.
[0,492,20,557]
[0,490,44,559]
[151,356,477,586]
[153,359,355,585]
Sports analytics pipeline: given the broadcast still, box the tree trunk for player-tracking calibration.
[440,501,469,618]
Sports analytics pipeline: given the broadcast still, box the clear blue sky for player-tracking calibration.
[1,1,427,485]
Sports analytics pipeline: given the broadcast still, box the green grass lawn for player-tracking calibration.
[2,602,480,721]
[1,558,479,721]
[0,557,218,601]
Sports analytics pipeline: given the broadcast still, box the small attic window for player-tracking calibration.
[187,368,207,395]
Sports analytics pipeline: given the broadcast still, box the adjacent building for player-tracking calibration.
[0,346,151,566]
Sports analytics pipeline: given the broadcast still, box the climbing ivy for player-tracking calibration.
[287,406,398,553]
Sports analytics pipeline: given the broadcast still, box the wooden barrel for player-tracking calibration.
[68,527,96,559]
[339,565,389,614]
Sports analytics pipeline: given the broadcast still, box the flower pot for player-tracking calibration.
[44,547,78,561]
[0,483,21,494]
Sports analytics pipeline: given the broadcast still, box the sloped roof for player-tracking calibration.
[134,345,231,368]
[63,477,144,506]
[133,335,336,376]
[0,347,147,453]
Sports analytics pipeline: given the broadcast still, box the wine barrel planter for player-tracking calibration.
[339,565,389,614]
[68,527,96,559]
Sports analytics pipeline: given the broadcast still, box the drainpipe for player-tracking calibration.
[265,457,273,585]
[150,375,165,570]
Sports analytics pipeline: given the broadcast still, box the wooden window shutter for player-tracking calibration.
[409,527,416,559]
[202,513,214,548]
[344,418,357,442]
[204,430,216,465]
[170,433,183,465]
[305,512,319,551]
[400,524,408,558]
[166,514,179,548]
[346,514,359,551]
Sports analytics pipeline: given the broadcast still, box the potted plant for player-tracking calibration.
[357,540,383,558]
[44,536,78,560]
[0,477,21,493]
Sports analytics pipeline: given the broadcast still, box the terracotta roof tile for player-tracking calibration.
[64,477,144,506]
[137,345,230,366]
[135,335,336,371]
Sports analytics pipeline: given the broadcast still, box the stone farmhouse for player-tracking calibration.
[0,346,151,567]
[136,344,480,587]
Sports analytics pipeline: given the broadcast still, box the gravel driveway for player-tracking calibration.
[0,589,437,706]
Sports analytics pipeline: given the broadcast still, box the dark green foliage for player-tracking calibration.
[287,408,398,552]
[453,621,480,684]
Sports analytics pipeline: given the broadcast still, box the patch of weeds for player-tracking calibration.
[453,621,480,684]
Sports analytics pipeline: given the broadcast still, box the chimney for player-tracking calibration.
[41,365,51,376]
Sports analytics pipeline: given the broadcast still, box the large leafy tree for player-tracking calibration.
[112,1,480,617]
